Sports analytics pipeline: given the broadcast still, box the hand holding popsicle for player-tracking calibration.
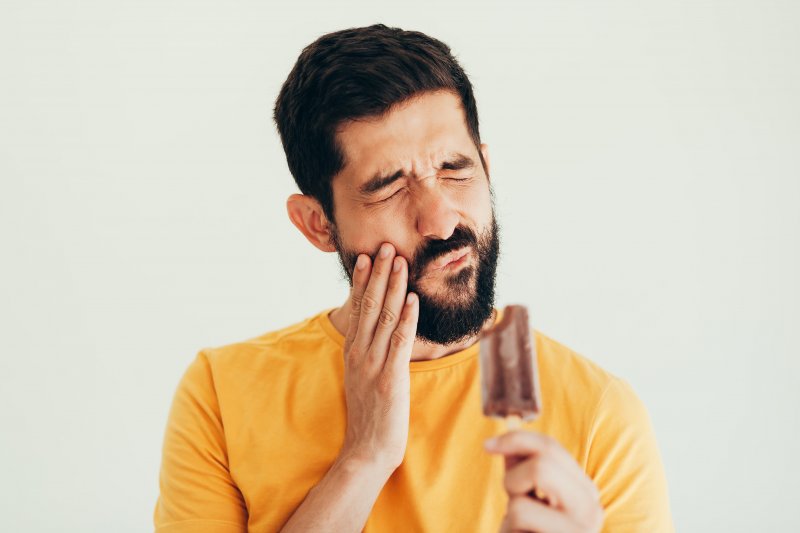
[481,305,604,533]
[484,431,604,533]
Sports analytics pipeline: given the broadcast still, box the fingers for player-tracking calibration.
[383,291,418,379]
[502,495,577,533]
[354,243,395,355]
[485,430,602,521]
[504,454,596,515]
[369,254,409,359]
[344,253,371,357]
[486,430,588,483]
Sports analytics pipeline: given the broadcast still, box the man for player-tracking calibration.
[154,24,673,532]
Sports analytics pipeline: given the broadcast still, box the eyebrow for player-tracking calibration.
[358,153,476,196]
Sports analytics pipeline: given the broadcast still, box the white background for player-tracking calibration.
[1,1,798,531]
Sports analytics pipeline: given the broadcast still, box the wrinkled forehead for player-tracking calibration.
[332,90,476,187]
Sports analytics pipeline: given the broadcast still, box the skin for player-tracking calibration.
[281,89,603,533]
[486,432,604,532]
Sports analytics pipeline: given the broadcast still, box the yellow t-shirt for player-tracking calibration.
[154,307,673,532]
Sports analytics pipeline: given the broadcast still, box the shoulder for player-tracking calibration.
[533,329,622,414]
[531,330,652,459]
[177,309,340,404]
[535,331,651,432]
[200,308,337,369]
[532,331,673,529]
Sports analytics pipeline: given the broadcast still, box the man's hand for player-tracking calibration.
[279,244,417,532]
[340,242,419,472]
[485,430,604,533]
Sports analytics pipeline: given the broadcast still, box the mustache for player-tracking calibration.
[409,225,478,281]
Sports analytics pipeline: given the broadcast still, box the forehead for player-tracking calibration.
[333,90,475,185]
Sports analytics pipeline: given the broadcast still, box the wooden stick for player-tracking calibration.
[505,414,522,430]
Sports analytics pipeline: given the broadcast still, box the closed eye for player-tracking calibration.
[373,176,471,204]
[375,188,406,204]
[445,175,472,182]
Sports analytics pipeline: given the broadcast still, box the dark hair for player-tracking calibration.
[272,23,485,224]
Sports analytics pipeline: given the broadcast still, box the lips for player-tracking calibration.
[429,246,471,271]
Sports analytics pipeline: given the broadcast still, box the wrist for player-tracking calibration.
[335,446,399,479]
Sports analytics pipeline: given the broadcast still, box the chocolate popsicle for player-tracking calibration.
[480,304,549,504]
[479,304,542,422]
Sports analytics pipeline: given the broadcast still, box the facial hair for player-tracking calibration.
[330,214,500,346]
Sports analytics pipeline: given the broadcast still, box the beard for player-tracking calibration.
[330,213,500,346]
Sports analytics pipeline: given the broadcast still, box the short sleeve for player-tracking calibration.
[585,377,674,533]
[153,351,248,533]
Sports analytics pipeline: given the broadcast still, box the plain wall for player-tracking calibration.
[1,0,798,531]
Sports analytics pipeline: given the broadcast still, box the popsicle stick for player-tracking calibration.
[505,414,522,430]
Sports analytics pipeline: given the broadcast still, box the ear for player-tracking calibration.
[286,194,337,252]
[479,143,491,180]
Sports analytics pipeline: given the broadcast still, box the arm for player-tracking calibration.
[156,244,416,533]
[280,244,419,532]
[277,453,392,532]
[153,351,247,533]
[584,378,674,532]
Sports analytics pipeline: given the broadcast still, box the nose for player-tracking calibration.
[414,187,459,241]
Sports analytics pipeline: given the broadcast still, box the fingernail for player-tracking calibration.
[393,257,402,272]
[380,243,391,258]
[484,437,498,449]
[406,292,416,306]
[356,255,367,270]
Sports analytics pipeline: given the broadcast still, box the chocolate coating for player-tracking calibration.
[479,305,542,420]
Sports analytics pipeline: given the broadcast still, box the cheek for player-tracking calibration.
[461,182,492,222]
[338,214,416,259]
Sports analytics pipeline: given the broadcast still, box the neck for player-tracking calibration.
[327,295,496,361]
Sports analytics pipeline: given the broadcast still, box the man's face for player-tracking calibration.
[328,89,500,345]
